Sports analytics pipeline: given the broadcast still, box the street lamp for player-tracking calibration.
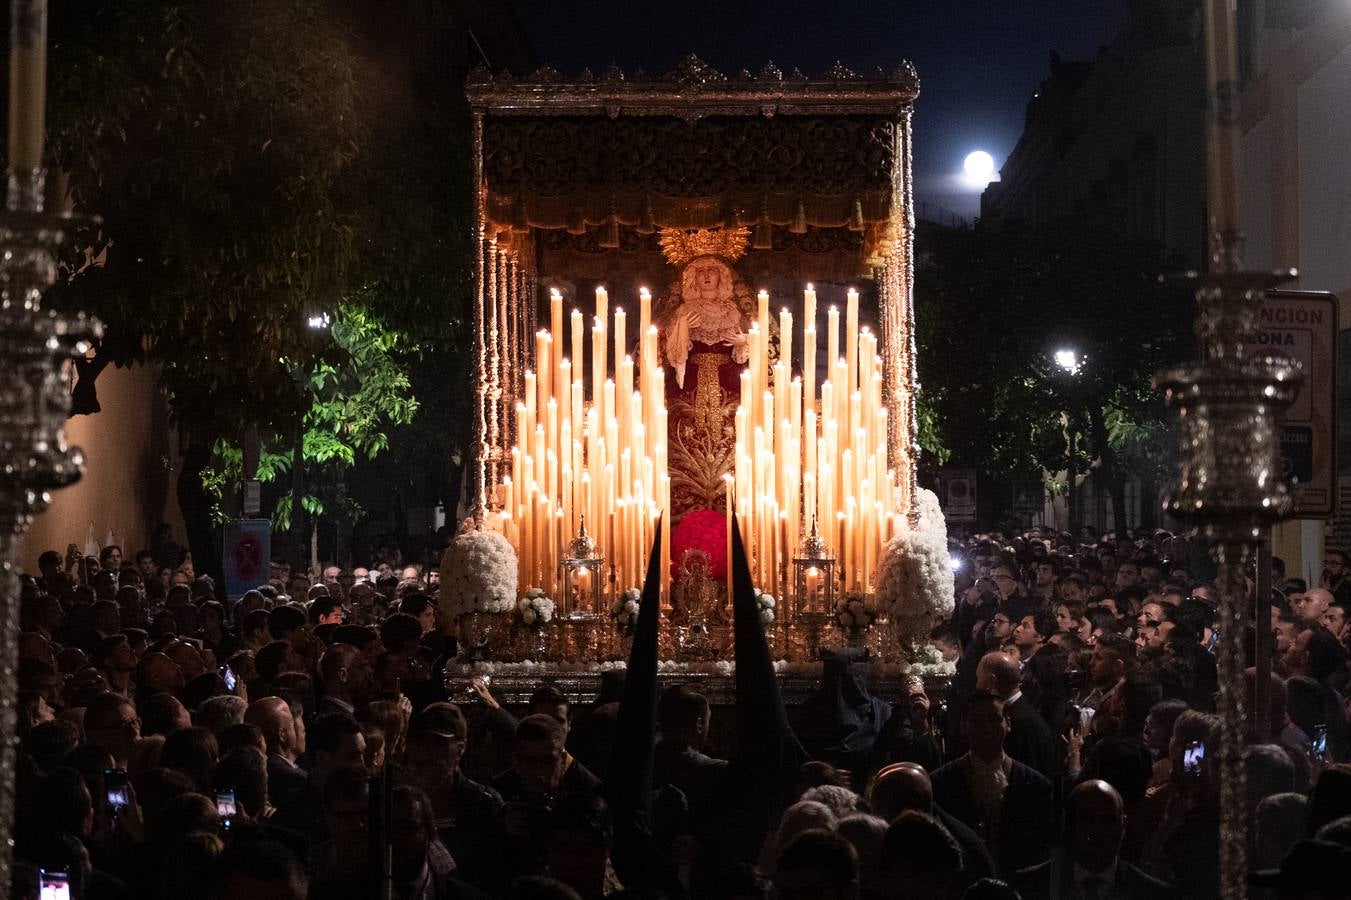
[1054,348,1083,540]
[291,308,332,576]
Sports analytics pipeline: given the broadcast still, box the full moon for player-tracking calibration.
[963,150,996,185]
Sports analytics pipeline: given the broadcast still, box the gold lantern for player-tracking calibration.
[792,517,836,619]
[561,516,605,618]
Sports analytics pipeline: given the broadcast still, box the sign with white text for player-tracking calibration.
[1245,291,1337,517]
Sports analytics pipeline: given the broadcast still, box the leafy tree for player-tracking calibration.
[913,219,1193,529]
[36,0,474,572]
[201,305,419,540]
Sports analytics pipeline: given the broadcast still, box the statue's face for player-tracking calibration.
[682,257,733,304]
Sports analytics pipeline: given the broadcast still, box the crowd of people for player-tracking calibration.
[12,524,1351,899]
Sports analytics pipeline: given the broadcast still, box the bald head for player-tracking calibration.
[1069,779,1125,871]
[319,643,369,701]
[1294,588,1333,625]
[136,652,185,694]
[867,762,932,822]
[975,651,1022,698]
[245,697,302,760]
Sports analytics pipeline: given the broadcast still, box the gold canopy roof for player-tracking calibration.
[467,55,919,252]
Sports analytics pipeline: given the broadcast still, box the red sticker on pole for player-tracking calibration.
[224,519,271,601]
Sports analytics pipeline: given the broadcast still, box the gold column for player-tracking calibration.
[486,238,500,505]
[470,110,488,522]
[506,253,519,451]
[901,104,921,524]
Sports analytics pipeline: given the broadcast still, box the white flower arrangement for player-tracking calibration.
[875,487,954,650]
[610,588,642,632]
[437,525,518,621]
[517,588,555,627]
[754,590,777,627]
[444,656,955,679]
[834,594,877,631]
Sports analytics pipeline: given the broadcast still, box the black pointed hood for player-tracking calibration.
[603,521,687,898]
[730,521,808,794]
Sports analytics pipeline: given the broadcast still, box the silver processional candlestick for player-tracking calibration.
[1,0,99,891]
[1155,3,1301,899]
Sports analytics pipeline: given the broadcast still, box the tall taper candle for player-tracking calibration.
[8,0,47,171]
[845,288,859,395]
[549,289,564,401]
[570,310,584,395]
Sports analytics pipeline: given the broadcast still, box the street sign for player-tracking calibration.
[243,479,262,517]
[224,518,271,602]
[1245,291,1337,517]
[938,469,977,522]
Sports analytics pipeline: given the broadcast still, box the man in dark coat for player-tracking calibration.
[792,648,893,785]
[1011,779,1172,900]
[929,690,1054,874]
[977,650,1059,780]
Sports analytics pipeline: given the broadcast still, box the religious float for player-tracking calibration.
[441,56,953,702]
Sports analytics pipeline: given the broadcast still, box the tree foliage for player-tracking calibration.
[38,0,476,569]
[200,304,420,529]
[913,220,1194,522]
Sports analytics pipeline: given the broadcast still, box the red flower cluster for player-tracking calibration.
[670,509,728,581]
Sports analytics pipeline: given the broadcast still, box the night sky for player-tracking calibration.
[507,0,1128,220]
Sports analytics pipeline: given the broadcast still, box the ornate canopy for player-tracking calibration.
[463,54,921,527]
[467,54,919,264]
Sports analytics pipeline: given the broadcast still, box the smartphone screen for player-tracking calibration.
[39,869,71,900]
[222,665,237,692]
[104,768,129,812]
[216,788,237,821]
[1313,724,1329,760]
[1183,739,1205,776]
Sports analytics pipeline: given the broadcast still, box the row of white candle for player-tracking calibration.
[499,287,671,601]
[730,285,899,602]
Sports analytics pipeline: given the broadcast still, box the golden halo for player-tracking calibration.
[658,226,750,268]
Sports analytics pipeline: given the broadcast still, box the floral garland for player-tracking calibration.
[517,588,556,627]
[610,588,641,632]
[754,590,777,627]
[437,525,518,620]
[875,487,954,651]
[834,594,876,631]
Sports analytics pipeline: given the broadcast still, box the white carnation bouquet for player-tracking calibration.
[610,588,641,632]
[517,588,555,627]
[834,594,876,631]
[875,487,954,651]
[754,590,777,627]
[437,525,518,621]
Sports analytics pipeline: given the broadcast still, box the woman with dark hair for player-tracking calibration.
[159,727,219,795]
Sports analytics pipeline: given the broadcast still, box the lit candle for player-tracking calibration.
[826,306,840,376]
[845,288,859,395]
[536,332,552,421]
[550,288,564,396]
[780,308,793,374]
[8,0,47,172]
[596,286,609,331]
[639,287,652,352]
[613,307,626,371]
[804,283,817,333]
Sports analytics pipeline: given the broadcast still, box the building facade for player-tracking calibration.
[982,1,1206,266]
[1235,0,1351,583]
